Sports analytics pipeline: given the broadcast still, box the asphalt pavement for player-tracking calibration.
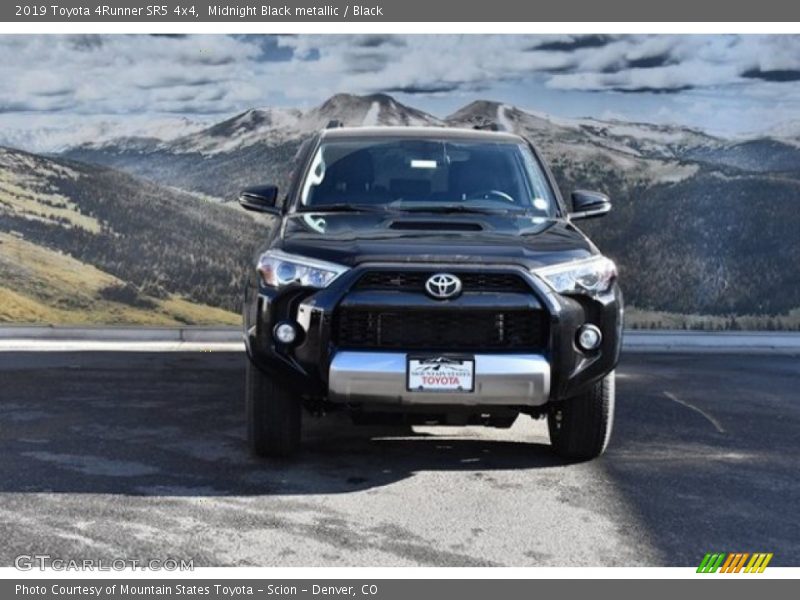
[0,351,798,567]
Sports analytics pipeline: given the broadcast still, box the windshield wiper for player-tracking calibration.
[297,204,390,213]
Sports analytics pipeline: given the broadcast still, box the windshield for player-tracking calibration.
[298,138,557,216]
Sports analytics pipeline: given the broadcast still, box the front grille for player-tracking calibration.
[334,308,548,351]
[354,271,530,293]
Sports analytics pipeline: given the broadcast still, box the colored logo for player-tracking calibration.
[697,553,773,573]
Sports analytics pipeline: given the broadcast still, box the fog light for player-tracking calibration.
[273,322,298,345]
[577,324,602,351]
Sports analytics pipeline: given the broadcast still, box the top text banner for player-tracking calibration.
[3,0,800,22]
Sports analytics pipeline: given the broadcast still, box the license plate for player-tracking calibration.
[407,356,475,392]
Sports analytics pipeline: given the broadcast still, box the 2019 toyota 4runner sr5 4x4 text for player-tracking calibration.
[240,125,623,460]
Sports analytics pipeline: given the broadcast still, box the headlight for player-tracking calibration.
[257,250,349,289]
[533,256,617,296]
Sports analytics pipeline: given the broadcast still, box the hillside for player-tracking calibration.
[0,233,237,325]
[0,147,265,323]
[65,140,303,204]
[445,101,800,317]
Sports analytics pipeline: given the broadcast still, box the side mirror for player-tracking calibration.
[239,185,280,215]
[569,190,611,220]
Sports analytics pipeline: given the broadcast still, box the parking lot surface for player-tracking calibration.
[0,351,797,566]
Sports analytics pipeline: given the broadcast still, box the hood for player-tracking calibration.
[278,212,596,270]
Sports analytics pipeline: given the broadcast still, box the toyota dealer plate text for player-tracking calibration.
[407,356,475,392]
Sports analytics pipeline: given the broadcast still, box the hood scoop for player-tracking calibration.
[389,220,484,232]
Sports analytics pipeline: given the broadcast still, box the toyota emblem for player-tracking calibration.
[425,273,463,300]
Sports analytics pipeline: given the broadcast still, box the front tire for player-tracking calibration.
[245,360,301,458]
[548,371,615,461]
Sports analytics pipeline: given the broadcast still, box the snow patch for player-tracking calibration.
[497,104,515,132]
[362,101,381,126]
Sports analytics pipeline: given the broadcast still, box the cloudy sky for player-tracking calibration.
[1,34,800,143]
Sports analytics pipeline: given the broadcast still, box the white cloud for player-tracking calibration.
[0,34,798,137]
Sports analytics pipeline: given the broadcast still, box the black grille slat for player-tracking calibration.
[357,271,428,290]
[461,273,530,292]
[334,309,547,351]
[355,271,530,293]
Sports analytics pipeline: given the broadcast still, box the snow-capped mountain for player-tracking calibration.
[447,100,706,185]
[7,92,797,167]
[0,115,208,154]
[449,100,800,179]
[61,94,445,199]
[447,100,720,158]
[163,107,305,155]
[87,93,444,157]
[58,93,800,201]
[305,93,443,130]
[747,119,800,144]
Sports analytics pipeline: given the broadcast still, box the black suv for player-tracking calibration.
[240,126,622,460]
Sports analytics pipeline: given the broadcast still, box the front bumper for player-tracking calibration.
[329,352,550,406]
[244,262,623,406]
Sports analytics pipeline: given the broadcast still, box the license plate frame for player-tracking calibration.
[406,355,475,393]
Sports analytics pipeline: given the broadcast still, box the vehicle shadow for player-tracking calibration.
[0,352,564,497]
[598,354,800,566]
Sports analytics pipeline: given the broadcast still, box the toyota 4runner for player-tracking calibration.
[240,125,623,460]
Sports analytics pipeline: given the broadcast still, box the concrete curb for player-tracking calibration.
[623,330,800,354]
[0,325,242,342]
[0,326,799,354]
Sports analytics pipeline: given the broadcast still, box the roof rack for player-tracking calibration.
[472,121,501,132]
[326,119,343,129]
